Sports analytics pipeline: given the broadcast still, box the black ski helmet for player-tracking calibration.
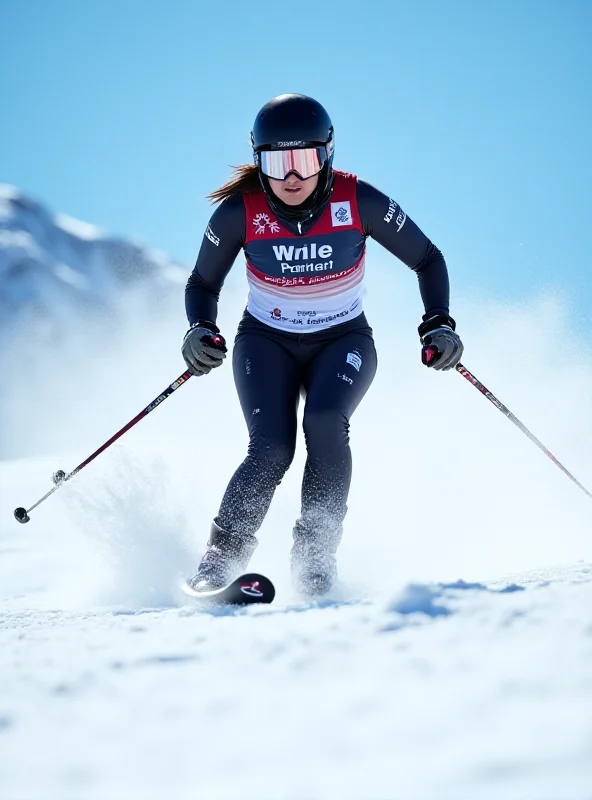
[251,94,335,223]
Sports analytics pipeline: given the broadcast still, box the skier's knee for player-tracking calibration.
[248,438,295,482]
[302,409,349,452]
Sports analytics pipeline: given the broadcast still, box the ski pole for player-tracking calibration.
[455,362,592,501]
[13,369,194,524]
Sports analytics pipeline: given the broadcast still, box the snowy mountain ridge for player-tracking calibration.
[0,184,186,330]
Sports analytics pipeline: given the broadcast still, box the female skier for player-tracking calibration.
[182,93,464,595]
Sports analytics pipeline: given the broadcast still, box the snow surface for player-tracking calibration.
[1,194,592,799]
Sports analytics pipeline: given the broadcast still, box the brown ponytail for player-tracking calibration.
[206,164,261,204]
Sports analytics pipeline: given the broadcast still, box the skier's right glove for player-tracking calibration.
[182,321,227,377]
[419,314,464,371]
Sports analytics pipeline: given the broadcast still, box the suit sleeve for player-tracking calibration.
[356,179,450,318]
[185,194,246,325]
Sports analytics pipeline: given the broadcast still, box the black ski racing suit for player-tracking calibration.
[185,178,450,537]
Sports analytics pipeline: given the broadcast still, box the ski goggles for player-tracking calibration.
[257,146,329,181]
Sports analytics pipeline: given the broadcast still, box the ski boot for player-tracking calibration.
[290,519,343,596]
[187,520,258,592]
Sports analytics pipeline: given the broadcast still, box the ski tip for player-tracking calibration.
[181,572,275,606]
[237,573,275,604]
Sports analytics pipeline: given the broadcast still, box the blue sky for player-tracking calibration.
[2,0,591,326]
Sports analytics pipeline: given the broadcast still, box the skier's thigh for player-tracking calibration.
[232,333,301,440]
[304,332,377,417]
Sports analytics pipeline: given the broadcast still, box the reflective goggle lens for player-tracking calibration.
[258,147,327,180]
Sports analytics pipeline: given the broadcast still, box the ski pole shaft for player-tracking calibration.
[455,363,592,500]
[13,370,193,523]
[68,370,193,478]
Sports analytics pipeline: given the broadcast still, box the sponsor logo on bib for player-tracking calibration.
[331,201,352,227]
[253,213,280,235]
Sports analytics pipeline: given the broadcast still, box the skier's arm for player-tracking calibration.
[185,194,246,325]
[356,179,450,319]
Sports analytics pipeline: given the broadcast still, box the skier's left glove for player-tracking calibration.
[419,314,464,371]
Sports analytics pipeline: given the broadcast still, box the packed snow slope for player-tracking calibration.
[1,191,591,799]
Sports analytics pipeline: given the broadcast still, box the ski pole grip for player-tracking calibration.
[202,333,227,352]
[422,345,440,366]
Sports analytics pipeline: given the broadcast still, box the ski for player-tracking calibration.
[180,572,275,606]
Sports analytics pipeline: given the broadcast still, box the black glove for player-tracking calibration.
[182,321,227,376]
[418,314,464,371]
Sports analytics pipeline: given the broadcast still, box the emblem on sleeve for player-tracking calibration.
[384,199,406,231]
[205,225,220,246]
